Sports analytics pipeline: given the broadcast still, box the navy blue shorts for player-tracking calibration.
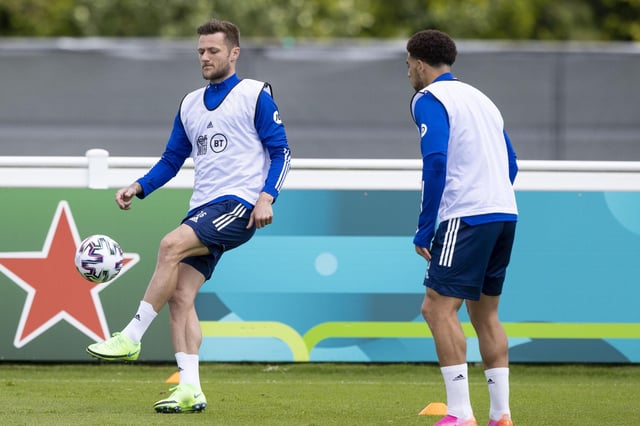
[181,199,255,280]
[425,218,516,301]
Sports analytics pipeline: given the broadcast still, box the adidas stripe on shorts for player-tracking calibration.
[181,199,256,280]
[425,218,516,301]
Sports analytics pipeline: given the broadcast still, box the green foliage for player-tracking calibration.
[0,0,638,40]
[0,0,80,36]
[594,0,640,40]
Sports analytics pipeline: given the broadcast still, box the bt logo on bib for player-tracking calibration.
[210,133,228,153]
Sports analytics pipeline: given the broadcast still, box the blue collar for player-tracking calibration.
[433,72,455,83]
[207,74,240,92]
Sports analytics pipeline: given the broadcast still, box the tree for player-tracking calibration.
[0,0,637,41]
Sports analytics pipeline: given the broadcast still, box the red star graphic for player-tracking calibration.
[0,201,139,348]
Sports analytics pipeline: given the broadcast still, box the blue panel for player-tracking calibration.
[195,190,640,363]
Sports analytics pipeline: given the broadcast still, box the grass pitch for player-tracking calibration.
[3,362,639,425]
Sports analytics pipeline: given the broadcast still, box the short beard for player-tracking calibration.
[202,63,231,82]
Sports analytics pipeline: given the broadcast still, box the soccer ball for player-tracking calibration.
[74,234,124,283]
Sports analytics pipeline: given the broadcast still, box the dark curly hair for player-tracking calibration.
[197,19,240,48]
[406,29,457,67]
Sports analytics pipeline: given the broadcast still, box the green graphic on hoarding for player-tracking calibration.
[0,201,140,348]
[198,320,640,362]
[0,188,191,361]
[200,321,309,361]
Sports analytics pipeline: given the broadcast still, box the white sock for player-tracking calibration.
[486,367,510,420]
[176,352,201,390]
[441,363,473,419]
[121,301,157,344]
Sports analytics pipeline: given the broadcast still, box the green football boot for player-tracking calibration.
[86,332,141,361]
[154,384,207,413]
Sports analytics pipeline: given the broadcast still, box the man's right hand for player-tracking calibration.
[115,182,141,210]
[415,245,432,262]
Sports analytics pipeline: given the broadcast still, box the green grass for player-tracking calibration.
[3,363,639,425]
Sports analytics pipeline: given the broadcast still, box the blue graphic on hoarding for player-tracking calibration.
[194,190,640,363]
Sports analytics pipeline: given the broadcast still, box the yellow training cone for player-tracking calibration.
[418,402,447,416]
[165,371,180,384]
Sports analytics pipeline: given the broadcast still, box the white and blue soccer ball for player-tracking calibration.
[74,234,124,283]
